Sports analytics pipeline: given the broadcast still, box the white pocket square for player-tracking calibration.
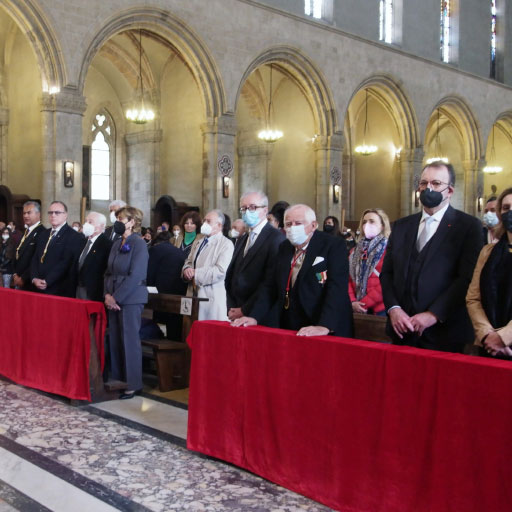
[313,256,325,266]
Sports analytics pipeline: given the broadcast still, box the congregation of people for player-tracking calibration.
[1,160,511,398]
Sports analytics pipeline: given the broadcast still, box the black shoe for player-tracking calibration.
[119,391,136,400]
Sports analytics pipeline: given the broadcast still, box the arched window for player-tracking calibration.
[304,0,332,22]
[90,111,114,201]
[490,0,497,79]
[379,1,393,43]
[440,1,451,62]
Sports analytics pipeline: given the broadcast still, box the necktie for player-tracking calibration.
[40,230,56,263]
[193,237,209,268]
[16,228,30,260]
[244,231,257,256]
[79,239,93,269]
[417,217,435,252]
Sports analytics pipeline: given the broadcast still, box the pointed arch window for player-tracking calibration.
[90,111,114,201]
[305,0,323,19]
[379,1,393,43]
[490,1,497,79]
[440,1,451,63]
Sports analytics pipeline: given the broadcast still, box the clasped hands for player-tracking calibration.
[183,268,195,281]
[32,278,47,290]
[483,331,512,357]
[389,308,437,338]
[231,316,329,337]
[104,293,121,311]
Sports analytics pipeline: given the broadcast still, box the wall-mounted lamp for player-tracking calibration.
[63,161,74,188]
[477,196,483,213]
[414,189,420,208]
[332,184,341,204]
[222,176,230,198]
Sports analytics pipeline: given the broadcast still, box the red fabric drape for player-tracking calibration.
[187,321,512,512]
[0,288,106,401]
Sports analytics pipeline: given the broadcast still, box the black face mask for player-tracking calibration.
[113,220,126,235]
[323,224,334,233]
[501,210,512,233]
[420,188,445,209]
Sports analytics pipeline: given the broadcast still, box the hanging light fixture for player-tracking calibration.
[426,108,448,164]
[355,89,378,156]
[483,124,503,174]
[258,64,283,143]
[126,29,155,124]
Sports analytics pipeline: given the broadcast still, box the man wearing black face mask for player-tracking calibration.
[380,161,483,352]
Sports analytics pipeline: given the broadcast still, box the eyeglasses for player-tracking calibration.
[47,211,65,215]
[418,180,451,190]
[239,205,266,213]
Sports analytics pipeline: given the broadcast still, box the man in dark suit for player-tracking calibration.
[12,201,45,291]
[380,161,483,352]
[76,211,112,301]
[233,204,353,338]
[30,200,83,297]
[225,191,285,321]
[104,199,126,242]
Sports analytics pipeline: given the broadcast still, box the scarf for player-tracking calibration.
[480,236,512,329]
[184,231,196,246]
[349,234,387,301]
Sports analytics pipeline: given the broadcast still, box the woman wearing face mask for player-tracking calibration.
[348,208,391,315]
[173,211,203,258]
[0,228,15,288]
[482,196,500,244]
[322,216,342,236]
[467,188,512,359]
[104,207,149,399]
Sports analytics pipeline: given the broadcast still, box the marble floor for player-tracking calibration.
[0,379,331,511]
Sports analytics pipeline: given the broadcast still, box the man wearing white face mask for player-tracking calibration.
[76,211,112,301]
[225,192,285,321]
[229,218,247,245]
[104,200,127,242]
[482,196,500,244]
[233,204,353,337]
[182,209,234,320]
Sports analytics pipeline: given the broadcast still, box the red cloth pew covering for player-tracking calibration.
[187,320,512,512]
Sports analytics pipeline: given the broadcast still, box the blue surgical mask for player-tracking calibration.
[242,210,260,228]
[483,211,499,228]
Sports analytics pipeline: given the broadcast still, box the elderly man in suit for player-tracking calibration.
[30,201,83,297]
[225,191,284,321]
[233,204,353,337]
[76,211,112,301]
[12,201,45,290]
[183,209,234,321]
[104,199,126,242]
[380,161,483,352]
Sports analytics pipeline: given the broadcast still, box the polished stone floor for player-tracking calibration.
[0,379,331,511]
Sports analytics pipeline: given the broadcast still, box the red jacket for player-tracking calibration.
[348,250,386,314]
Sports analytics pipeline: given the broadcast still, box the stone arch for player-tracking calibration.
[77,7,225,119]
[349,75,419,150]
[430,96,481,162]
[235,46,339,136]
[0,1,66,90]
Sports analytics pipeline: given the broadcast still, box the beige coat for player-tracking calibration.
[182,231,234,321]
[466,243,512,346]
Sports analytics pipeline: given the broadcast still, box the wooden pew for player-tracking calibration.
[142,293,207,392]
[352,313,392,343]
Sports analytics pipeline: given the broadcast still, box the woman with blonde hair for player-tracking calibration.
[467,187,512,358]
[104,206,149,399]
[348,208,391,316]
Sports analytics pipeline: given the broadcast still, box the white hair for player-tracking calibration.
[240,191,268,207]
[88,211,107,229]
[108,199,126,210]
[284,204,316,224]
[209,209,225,226]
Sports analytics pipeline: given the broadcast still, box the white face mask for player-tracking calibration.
[2,234,9,241]
[72,226,80,232]
[173,230,180,237]
[483,211,499,228]
[82,222,95,238]
[110,211,117,223]
[200,222,212,236]
[363,223,381,240]
[286,224,309,246]
[230,229,240,239]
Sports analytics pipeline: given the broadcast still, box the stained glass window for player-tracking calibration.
[379,1,393,43]
[440,1,450,63]
[490,1,497,78]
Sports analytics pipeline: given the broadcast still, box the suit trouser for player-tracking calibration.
[109,304,144,391]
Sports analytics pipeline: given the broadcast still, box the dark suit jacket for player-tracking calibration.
[250,230,353,337]
[30,223,83,297]
[77,233,112,301]
[104,234,148,305]
[147,242,187,295]
[225,222,285,314]
[104,226,121,243]
[13,223,46,288]
[380,205,483,350]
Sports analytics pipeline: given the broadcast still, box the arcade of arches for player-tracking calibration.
[0,0,511,229]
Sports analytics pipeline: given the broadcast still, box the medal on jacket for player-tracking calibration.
[284,292,290,310]
[284,249,305,311]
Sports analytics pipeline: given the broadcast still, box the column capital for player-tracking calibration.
[312,132,343,152]
[201,114,237,136]
[125,129,163,146]
[40,87,87,115]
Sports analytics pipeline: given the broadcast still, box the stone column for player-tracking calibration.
[313,133,343,222]
[40,88,87,221]
[342,153,354,222]
[399,146,424,217]
[0,107,8,184]
[461,158,483,216]
[201,114,237,217]
[125,129,162,225]
[237,141,272,195]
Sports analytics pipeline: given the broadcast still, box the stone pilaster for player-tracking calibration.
[125,129,162,225]
[0,107,8,185]
[341,153,354,223]
[313,133,343,222]
[461,158,483,216]
[201,114,237,217]
[237,142,273,196]
[399,146,424,217]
